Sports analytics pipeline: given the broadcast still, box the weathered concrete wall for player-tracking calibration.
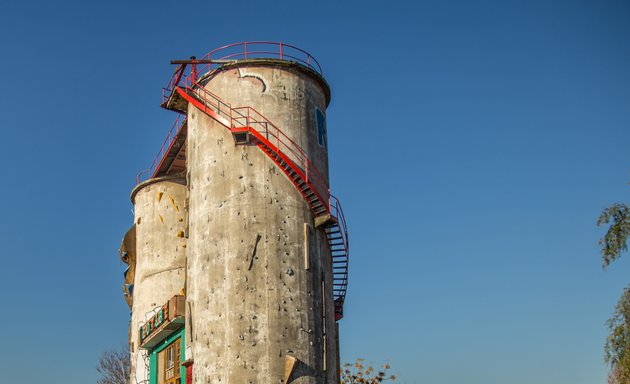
[204,63,330,198]
[129,177,188,384]
[186,63,338,384]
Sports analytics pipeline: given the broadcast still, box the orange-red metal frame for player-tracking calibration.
[137,116,187,183]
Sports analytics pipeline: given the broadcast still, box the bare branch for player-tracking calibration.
[96,344,129,384]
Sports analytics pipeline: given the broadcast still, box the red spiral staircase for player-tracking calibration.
[138,43,349,320]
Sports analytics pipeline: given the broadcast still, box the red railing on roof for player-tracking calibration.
[161,41,322,105]
[203,41,322,75]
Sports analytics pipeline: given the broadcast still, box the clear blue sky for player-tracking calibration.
[0,1,628,383]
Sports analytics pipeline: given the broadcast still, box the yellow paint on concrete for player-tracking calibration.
[169,196,179,212]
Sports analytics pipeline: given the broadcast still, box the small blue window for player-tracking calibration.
[316,108,327,149]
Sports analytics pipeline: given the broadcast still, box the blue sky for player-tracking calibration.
[0,0,629,383]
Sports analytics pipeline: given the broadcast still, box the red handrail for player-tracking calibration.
[201,41,323,75]
[136,116,186,183]
[330,194,349,290]
[164,68,332,209]
[160,42,322,89]
[231,106,330,201]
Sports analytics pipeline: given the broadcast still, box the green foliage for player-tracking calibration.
[599,201,630,383]
[606,287,630,384]
[340,359,396,384]
[597,203,630,269]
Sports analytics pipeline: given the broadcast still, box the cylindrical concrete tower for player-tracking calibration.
[122,43,349,384]
[125,177,188,384]
[185,59,337,383]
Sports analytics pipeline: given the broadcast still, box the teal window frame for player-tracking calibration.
[148,327,186,384]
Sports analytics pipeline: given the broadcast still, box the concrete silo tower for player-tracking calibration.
[120,42,349,384]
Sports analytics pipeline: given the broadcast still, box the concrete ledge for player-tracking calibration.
[130,175,186,204]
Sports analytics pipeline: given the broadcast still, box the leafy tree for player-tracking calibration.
[605,286,630,384]
[598,202,630,384]
[96,344,129,384]
[598,203,630,269]
[340,359,396,384]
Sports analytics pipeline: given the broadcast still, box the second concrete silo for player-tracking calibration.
[123,176,188,384]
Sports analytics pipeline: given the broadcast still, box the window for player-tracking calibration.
[150,329,185,384]
[315,108,327,149]
[160,337,181,384]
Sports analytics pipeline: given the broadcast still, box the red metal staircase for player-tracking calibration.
[141,43,348,320]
